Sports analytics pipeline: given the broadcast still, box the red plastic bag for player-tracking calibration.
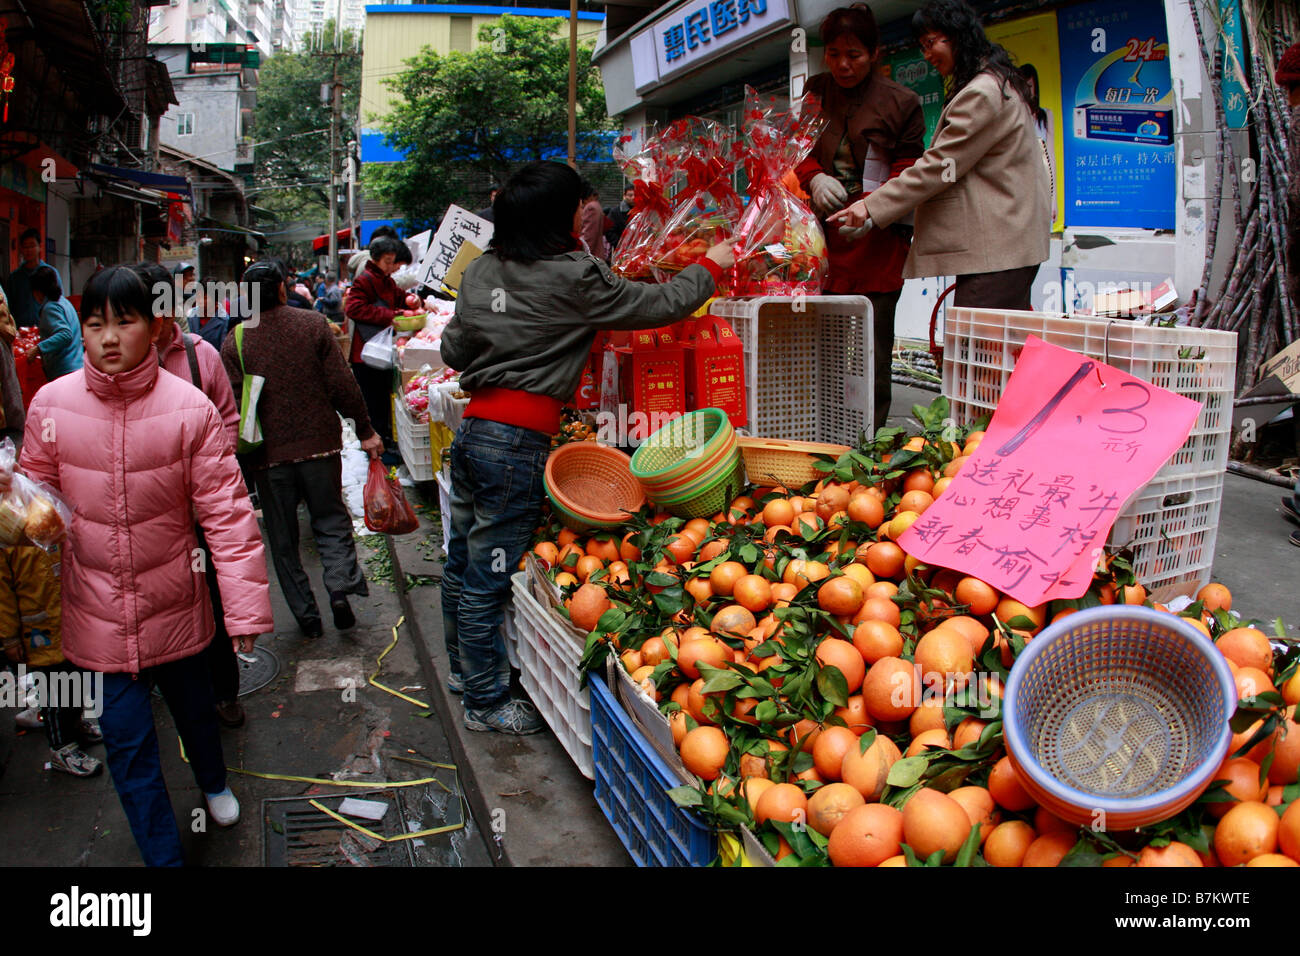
[731,87,829,297]
[611,129,673,281]
[363,459,419,535]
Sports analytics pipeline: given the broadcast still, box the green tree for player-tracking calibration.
[366,15,612,229]
[252,21,361,224]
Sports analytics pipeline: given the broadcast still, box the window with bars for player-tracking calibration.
[177,113,195,135]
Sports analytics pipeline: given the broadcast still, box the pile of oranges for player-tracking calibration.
[528,419,1300,867]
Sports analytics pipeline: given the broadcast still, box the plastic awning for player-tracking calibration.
[88,164,193,205]
[312,228,352,254]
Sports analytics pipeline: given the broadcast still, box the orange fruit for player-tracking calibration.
[679,726,729,781]
[567,583,612,632]
[710,604,757,639]
[902,788,972,864]
[1282,670,1300,706]
[1278,801,1300,862]
[864,580,899,601]
[1033,807,1076,836]
[1198,582,1232,612]
[1266,718,1300,785]
[664,533,697,564]
[898,490,934,515]
[853,596,902,629]
[532,541,560,566]
[553,571,578,588]
[557,528,580,548]
[1117,582,1147,605]
[620,649,643,672]
[846,494,885,529]
[762,498,795,528]
[939,615,990,656]
[618,532,641,562]
[984,820,1036,867]
[812,726,861,781]
[754,782,808,826]
[995,598,1047,631]
[877,855,907,867]
[1136,842,1204,867]
[886,510,921,540]
[1215,801,1279,865]
[913,628,975,688]
[770,582,798,605]
[906,728,952,757]
[815,637,867,694]
[832,695,874,735]
[819,577,865,616]
[908,696,948,737]
[816,484,851,520]
[807,782,867,836]
[948,786,999,844]
[586,535,620,562]
[707,561,747,597]
[787,718,823,753]
[684,576,712,604]
[1022,831,1077,867]
[686,678,716,726]
[1207,758,1269,817]
[669,708,688,746]
[953,717,989,750]
[902,469,935,494]
[840,563,875,590]
[1235,667,1278,700]
[677,638,730,680]
[574,554,605,583]
[954,577,999,616]
[841,733,902,801]
[862,657,921,722]
[1245,854,1299,866]
[853,619,904,664]
[988,755,1036,811]
[697,539,728,563]
[827,802,904,867]
[1101,854,1135,867]
[1216,627,1273,675]
[738,776,775,811]
[733,574,772,613]
[682,517,711,543]
[864,541,906,579]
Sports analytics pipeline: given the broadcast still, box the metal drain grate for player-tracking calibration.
[237,646,280,697]
[263,790,416,867]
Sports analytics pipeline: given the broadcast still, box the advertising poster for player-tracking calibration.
[882,50,944,146]
[986,13,1066,232]
[1058,0,1176,229]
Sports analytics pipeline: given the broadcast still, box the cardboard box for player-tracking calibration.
[1091,277,1178,317]
[678,316,747,427]
[613,326,686,442]
[399,339,443,373]
[607,659,695,786]
[1259,339,1300,394]
[572,331,608,411]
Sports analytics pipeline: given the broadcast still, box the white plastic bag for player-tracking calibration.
[360,326,395,370]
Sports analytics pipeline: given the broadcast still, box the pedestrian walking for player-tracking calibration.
[344,235,407,449]
[830,0,1051,310]
[439,160,733,734]
[222,260,384,639]
[3,228,60,329]
[18,265,273,866]
[29,265,83,381]
[797,3,926,428]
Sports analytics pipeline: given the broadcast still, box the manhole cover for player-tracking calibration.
[263,789,416,867]
[237,646,280,697]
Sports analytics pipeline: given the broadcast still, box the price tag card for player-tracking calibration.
[898,335,1201,606]
[417,205,494,291]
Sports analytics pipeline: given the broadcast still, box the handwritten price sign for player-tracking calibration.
[898,336,1200,606]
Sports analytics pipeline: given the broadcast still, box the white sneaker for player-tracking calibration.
[204,787,241,827]
[14,707,42,730]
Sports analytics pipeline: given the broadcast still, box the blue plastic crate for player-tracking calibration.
[589,674,716,867]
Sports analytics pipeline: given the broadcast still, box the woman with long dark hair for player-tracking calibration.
[797,3,926,429]
[831,0,1050,309]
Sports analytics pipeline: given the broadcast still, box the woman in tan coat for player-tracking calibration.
[832,0,1050,309]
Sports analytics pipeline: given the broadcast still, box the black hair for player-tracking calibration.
[1018,63,1047,127]
[490,161,581,263]
[81,265,154,323]
[394,242,413,265]
[30,265,62,301]
[19,228,40,246]
[820,3,880,53]
[371,225,399,241]
[369,236,404,260]
[130,262,174,318]
[242,260,285,312]
[579,178,600,201]
[911,0,1032,110]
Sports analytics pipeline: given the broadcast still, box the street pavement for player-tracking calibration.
[1,382,1295,868]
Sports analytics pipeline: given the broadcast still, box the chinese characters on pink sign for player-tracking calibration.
[898,336,1200,606]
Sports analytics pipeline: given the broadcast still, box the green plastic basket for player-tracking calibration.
[630,409,735,492]
[655,456,747,518]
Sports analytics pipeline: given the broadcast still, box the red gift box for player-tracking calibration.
[612,326,686,442]
[677,316,746,428]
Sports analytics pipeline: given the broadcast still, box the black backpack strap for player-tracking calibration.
[182,333,201,389]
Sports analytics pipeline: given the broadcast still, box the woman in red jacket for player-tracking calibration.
[797,3,926,431]
[343,235,409,448]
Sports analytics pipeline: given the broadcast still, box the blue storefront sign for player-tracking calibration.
[1059,0,1175,229]
[631,0,792,91]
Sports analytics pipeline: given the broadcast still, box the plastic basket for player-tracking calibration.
[545,443,646,532]
[941,309,1237,478]
[708,295,874,445]
[434,380,469,434]
[630,408,736,491]
[1004,605,1236,831]
[393,397,435,482]
[510,572,593,780]
[737,437,850,489]
[655,454,746,518]
[1108,470,1224,598]
[589,673,717,866]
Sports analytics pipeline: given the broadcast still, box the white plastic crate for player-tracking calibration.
[709,296,875,445]
[393,398,435,481]
[941,308,1237,476]
[434,380,469,435]
[1109,469,1224,599]
[510,572,593,780]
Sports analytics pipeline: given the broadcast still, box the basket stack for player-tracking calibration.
[630,409,745,519]
[545,443,646,532]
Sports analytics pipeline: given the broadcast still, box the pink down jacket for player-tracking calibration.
[19,349,273,673]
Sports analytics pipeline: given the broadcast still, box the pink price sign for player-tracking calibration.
[898,335,1201,606]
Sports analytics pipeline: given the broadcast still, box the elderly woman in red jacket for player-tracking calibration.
[797,3,926,431]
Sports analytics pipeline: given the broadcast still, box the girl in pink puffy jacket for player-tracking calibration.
[18,265,274,867]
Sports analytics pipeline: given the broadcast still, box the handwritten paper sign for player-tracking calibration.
[899,336,1201,606]
[416,205,493,291]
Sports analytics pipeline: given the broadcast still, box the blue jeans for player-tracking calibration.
[98,652,227,867]
[441,418,550,711]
